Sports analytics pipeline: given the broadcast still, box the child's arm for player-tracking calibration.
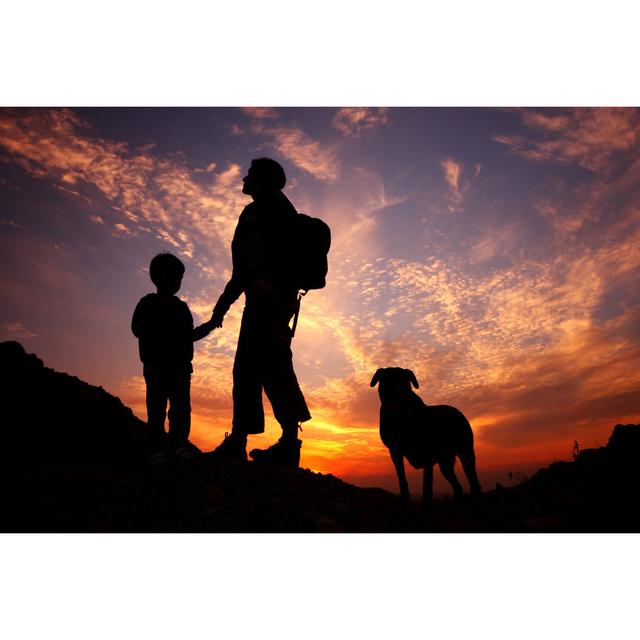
[131,299,147,337]
[193,319,215,342]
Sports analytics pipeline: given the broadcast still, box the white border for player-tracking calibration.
[0,534,636,639]
[1,1,639,106]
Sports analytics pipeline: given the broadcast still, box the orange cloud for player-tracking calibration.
[251,122,340,182]
[469,224,521,264]
[113,222,137,237]
[0,109,248,279]
[534,200,588,234]
[439,157,473,212]
[332,108,390,136]
[495,108,640,172]
[2,322,38,340]
[241,107,279,119]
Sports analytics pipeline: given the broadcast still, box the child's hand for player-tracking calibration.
[193,319,217,342]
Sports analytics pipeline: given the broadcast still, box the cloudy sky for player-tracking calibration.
[1,107,639,493]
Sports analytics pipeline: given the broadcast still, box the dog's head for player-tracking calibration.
[370,367,419,402]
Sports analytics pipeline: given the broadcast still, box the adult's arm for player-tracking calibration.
[211,277,244,327]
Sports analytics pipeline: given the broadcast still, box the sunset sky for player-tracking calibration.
[1,107,639,493]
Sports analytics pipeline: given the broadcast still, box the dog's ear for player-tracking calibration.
[405,369,419,388]
[370,368,383,387]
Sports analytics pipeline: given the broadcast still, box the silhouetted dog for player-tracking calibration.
[371,367,481,507]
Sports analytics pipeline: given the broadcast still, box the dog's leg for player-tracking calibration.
[459,449,482,496]
[422,463,433,510]
[439,458,464,499]
[391,450,410,503]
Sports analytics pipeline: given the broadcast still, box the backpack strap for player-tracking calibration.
[291,291,306,338]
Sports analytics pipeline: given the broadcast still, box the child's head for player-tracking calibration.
[149,253,185,295]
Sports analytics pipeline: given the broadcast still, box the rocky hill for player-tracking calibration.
[1,341,638,532]
[0,341,153,468]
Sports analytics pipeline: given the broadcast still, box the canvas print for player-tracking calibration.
[1,107,638,532]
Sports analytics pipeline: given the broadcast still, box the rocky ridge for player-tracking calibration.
[1,341,638,532]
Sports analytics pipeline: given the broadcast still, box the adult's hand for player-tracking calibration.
[211,308,225,328]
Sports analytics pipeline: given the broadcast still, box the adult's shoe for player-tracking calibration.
[147,451,168,467]
[206,432,248,462]
[174,445,201,463]
[249,438,301,469]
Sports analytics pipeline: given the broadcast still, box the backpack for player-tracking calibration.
[292,213,331,293]
[290,213,331,337]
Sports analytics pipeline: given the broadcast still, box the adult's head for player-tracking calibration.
[242,157,286,198]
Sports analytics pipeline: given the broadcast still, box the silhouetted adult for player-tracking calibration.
[208,158,311,467]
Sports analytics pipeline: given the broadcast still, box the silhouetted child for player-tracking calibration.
[132,252,215,464]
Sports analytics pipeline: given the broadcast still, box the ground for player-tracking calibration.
[2,341,638,533]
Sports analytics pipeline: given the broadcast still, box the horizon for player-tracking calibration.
[1,107,639,494]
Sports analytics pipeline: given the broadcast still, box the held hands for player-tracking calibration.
[194,299,227,342]
[193,317,219,342]
[210,308,225,329]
